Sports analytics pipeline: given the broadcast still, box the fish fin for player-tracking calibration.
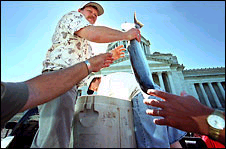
[134,11,144,29]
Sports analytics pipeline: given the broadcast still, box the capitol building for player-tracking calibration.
[79,32,225,112]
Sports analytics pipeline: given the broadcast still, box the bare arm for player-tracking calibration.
[144,89,225,145]
[20,53,114,112]
[76,25,141,43]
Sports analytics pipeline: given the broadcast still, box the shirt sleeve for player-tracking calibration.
[62,11,92,35]
[1,82,29,128]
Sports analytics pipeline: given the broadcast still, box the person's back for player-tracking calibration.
[97,72,140,100]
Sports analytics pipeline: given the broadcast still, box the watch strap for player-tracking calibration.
[84,60,92,74]
[213,109,224,118]
[209,126,220,140]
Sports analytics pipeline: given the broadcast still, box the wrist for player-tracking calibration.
[193,106,214,136]
[204,108,215,136]
[122,32,128,41]
[84,60,92,75]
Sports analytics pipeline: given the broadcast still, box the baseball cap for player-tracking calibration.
[79,1,104,16]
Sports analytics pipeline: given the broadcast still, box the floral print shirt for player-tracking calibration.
[42,11,95,87]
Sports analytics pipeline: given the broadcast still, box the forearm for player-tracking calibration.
[21,62,88,112]
[77,26,126,43]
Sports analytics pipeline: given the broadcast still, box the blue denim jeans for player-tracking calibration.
[132,92,187,148]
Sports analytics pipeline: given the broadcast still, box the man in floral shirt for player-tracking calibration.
[31,1,141,148]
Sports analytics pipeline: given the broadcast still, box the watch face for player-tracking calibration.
[207,115,225,129]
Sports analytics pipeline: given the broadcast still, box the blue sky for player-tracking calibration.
[1,1,225,82]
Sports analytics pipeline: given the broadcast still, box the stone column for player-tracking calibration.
[217,82,225,100]
[167,72,176,94]
[199,83,211,107]
[208,82,222,108]
[143,44,146,54]
[157,72,165,91]
[191,84,200,101]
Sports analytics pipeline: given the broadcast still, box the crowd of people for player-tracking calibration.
[2,1,225,148]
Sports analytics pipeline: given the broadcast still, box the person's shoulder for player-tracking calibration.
[64,11,83,17]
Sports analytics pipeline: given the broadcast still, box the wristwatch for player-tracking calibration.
[84,60,92,74]
[207,109,225,141]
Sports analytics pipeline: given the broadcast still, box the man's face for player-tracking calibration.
[78,6,98,24]
[89,78,101,91]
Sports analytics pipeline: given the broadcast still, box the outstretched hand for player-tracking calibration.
[143,89,214,136]
[88,52,114,72]
[110,45,126,60]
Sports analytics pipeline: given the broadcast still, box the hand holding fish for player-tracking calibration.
[124,28,141,42]
[110,45,126,60]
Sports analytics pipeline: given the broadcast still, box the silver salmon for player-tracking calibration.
[128,12,155,93]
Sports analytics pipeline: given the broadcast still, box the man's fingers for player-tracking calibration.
[136,36,141,42]
[153,118,167,125]
[137,29,141,42]
[145,109,168,125]
[143,99,165,109]
[119,48,126,52]
[120,52,125,56]
[102,61,113,68]
[120,54,125,58]
[102,64,110,68]
[146,108,164,116]
[115,45,124,49]
[147,89,178,101]
[104,59,114,64]
[105,57,114,61]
